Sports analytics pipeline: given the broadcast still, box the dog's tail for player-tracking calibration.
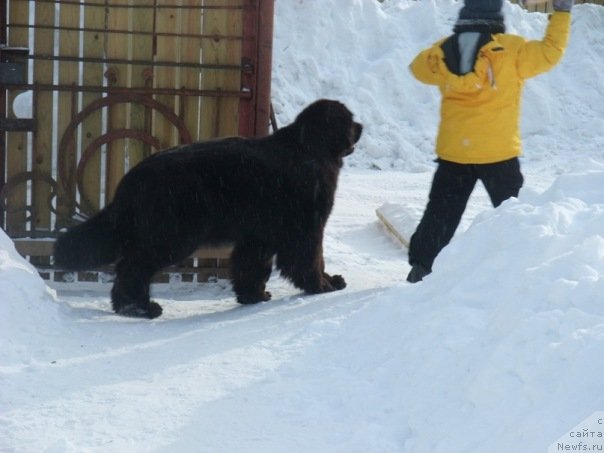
[54,206,120,270]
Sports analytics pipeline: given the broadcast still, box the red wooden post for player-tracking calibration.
[239,0,274,138]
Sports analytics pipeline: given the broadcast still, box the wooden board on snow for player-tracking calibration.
[375,203,420,249]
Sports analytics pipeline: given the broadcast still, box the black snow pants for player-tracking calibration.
[408,157,524,270]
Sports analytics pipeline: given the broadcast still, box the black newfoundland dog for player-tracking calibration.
[54,99,363,318]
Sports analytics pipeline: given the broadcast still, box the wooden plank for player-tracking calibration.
[128,0,154,165]
[376,207,410,249]
[375,203,421,250]
[105,0,130,203]
[180,0,203,142]
[5,0,29,235]
[200,1,242,139]
[32,1,55,240]
[13,238,55,257]
[254,0,274,136]
[510,0,604,11]
[509,0,550,11]
[153,4,180,148]
[14,238,232,260]
[80,4,105,215]
[192,245,233,259]
[56,1,80,227]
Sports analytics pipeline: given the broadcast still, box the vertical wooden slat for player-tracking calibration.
[509,0,604,11]
[539,0,552,12]
[105,0,129,203]
[56,1,80,226]
[80,4,105,215]
[200,1,243,139]
[180,0,203,142]
[154,4,179,148]
[5,0,29,235]
[255,0,274,137]
[32,1,54,236]
[129,0,154,165]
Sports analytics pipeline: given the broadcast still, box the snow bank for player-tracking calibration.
[0,229,61,366]
[390,162,604,451]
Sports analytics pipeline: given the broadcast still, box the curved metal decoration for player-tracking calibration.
[75,129,162,216]
[0,170,58,223]
[57,93,193,218]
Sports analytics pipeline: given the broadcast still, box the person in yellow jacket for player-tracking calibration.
[406,0,573,283]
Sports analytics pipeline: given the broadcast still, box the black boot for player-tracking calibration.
[406,264,431,283]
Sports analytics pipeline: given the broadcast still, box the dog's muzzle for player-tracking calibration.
[344,122,363,155]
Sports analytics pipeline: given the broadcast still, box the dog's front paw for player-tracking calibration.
[236,291,272,305]
[322,274,346,291]
[302,273,346,295]
[115,301,163,319]
[326,274,346,290]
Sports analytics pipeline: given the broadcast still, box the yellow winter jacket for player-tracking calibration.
[409,11,571,164]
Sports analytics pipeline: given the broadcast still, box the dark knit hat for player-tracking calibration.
[455,0,505,33]
[458,0,504,22]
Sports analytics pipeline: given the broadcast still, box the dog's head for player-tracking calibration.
[294,99,363,160]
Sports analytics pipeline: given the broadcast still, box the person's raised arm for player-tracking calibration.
[516,0,573,79]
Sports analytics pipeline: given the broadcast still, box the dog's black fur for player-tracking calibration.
[54,99,363,318]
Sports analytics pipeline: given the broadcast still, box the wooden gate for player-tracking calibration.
[510,0,604,11]
[0,0,274,282]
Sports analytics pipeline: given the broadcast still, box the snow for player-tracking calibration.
[2,1,604,451]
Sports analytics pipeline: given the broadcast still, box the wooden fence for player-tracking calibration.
[0,0,274,282]
[510,0,603,11]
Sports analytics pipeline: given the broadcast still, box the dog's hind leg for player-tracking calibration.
[231,240,274,304]
[111,257,163,318]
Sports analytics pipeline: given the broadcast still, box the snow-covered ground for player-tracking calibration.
[2,1,604,452]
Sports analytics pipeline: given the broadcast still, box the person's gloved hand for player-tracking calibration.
[553,0,574,11]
